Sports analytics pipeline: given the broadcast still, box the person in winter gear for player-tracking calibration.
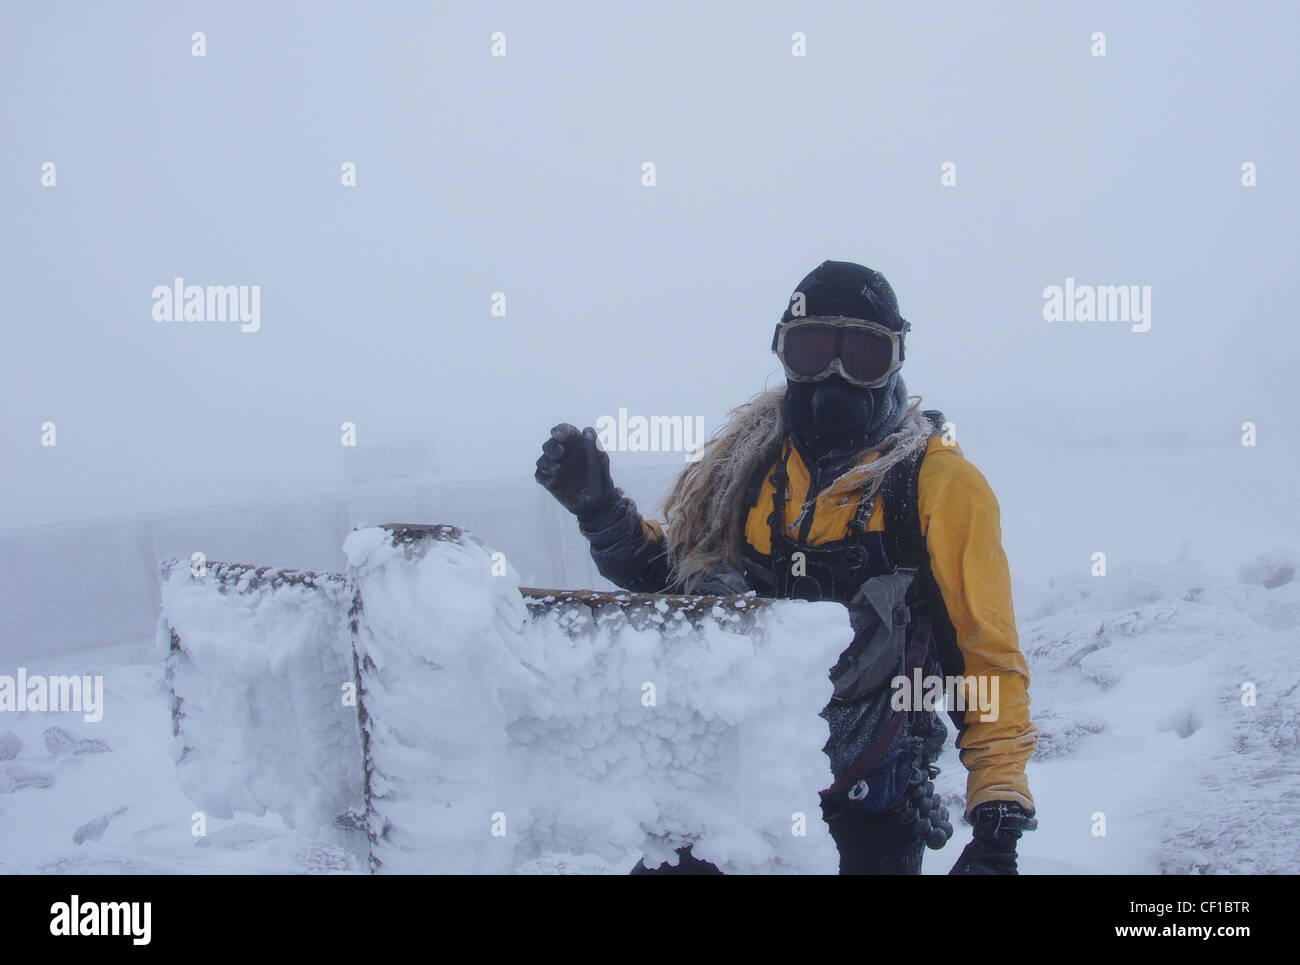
[535,260,1037,874]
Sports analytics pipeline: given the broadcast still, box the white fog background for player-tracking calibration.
[4,0,1298,646]
[0,0,1295,639]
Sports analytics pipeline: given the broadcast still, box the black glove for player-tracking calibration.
[948,800,1037,875]
[534,423,619,521]
[686,560,751,596]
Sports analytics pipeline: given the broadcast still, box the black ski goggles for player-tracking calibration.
[771,316,907,388]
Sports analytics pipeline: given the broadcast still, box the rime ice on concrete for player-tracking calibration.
[344,525,524,873]
[160,526,846,872]
[345,525,844,874]
[159,559,363,833]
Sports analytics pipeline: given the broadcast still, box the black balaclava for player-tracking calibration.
[780,261,909,458]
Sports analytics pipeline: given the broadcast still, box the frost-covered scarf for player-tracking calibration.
[661,381,932,591]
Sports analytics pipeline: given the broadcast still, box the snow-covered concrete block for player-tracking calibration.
[346,524,845,874]
[159,558,364,834]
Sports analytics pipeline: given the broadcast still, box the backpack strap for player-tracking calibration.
[881,409,970,739]
[882,410,945,573]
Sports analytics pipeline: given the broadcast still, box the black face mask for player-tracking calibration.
[784,373,906,457]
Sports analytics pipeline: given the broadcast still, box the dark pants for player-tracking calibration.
[820,793,925,874]
[630,847,724,875]
[630,795,923,875]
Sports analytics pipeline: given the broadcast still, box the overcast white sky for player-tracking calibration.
[2,1,1296,528]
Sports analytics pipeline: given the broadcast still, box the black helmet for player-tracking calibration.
[779,260,907,332]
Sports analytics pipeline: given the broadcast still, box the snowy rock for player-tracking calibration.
[0,764,54,793]
[1237,548,1298,589]
[42,727,112,758]
[289,840,354,873]
[73,807,126,845]
[0,731,20,761]
[44,726,77,757]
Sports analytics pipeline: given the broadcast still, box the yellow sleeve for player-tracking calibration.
[917,443,1037,815]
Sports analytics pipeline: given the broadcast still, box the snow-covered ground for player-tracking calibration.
[1006,550,1300,876]
[3,542,1295,874]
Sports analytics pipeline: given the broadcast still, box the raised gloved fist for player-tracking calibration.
[534,423,618,521]
[948,800,1037,875]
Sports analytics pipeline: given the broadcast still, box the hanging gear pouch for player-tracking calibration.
[830,566,918,703]
[819,566,928,793]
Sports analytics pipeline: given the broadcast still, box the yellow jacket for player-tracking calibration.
[646,434,1036,813]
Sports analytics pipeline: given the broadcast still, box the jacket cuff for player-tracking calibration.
[576,488,626,533]
[578,492,642,551]
[964,782,1035,819]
